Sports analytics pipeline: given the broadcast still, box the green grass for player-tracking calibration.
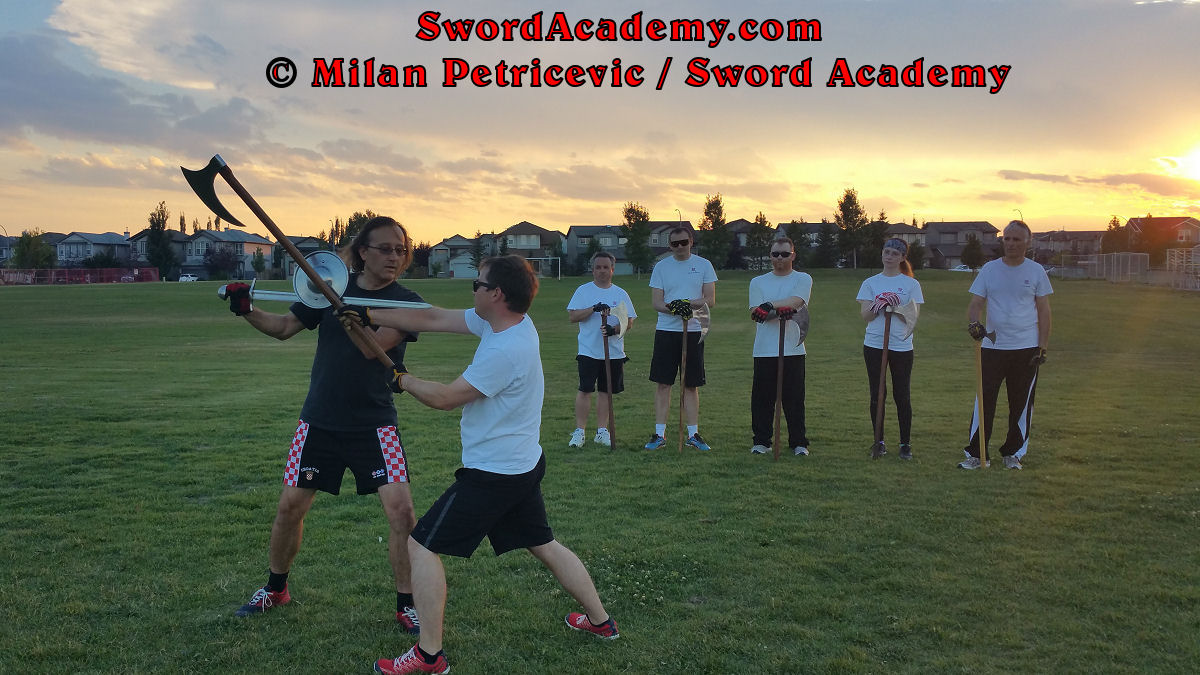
[1,271,1197,674]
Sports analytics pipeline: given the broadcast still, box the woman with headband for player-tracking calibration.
[855,238,925,459]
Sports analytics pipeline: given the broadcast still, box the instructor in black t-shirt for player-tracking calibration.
[221,216,425,635]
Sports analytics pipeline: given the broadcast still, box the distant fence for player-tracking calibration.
[1054,253,1150,283]
[0,267,161,285]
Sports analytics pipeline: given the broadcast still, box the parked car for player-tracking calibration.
[949,264,973,272]
[178,274,199,282]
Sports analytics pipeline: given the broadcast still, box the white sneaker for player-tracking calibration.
[750,444,768,454]
[957,456,991,470]
[594,429,611,447]
[1003,455,1023,470]
[568,428,585,448]
[793,446,809,456]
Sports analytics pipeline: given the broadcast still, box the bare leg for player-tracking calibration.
[683,386,700,426]
[268,486,317,574]
[528,540,609,624]
[596,390,610,428]
[409,538,447,653]
[378,482,416,593]
[574,391,592,429]
[654,383,672,425]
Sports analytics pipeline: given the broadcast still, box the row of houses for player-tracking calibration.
[0,228,311,280]
[6,216,1197,278]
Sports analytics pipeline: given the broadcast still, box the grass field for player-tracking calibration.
[1,269,1197,674]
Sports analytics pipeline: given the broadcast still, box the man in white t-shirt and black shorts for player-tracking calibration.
[645,225,718,451]
[566,251,637,448]
[338,255,619,675]
[960,220,1053,471]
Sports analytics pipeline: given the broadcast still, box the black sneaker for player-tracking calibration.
[899,444,913,460]
[870,441,886,459]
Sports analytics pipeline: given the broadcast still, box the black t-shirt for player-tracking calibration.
[292,274,423,431]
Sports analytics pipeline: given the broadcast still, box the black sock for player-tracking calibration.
[417,646,442,663]
[267,571,288,592]
[397,592,414,612]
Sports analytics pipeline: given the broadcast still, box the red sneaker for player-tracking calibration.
[396,606,421,635]
[234,585,290,617]
[374,645,449,674]
[565,612,620,640]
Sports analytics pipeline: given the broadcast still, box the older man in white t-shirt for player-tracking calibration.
[961,220,1053,471]
[338,255,619,675]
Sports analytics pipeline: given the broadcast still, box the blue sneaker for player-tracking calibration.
[644,434,666,450]
[686,433,712,451]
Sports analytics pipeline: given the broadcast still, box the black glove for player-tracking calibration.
[389,366,407,394]
[1029,348,1047,367]
[602,322,621,337]
[967,321,987,341]
[750,303,772,323]
[667,299,693,320]
[592,302,611,313]
[336,304,376,329]
[226,282,252,316]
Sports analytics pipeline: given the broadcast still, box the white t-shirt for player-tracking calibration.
[748,270,813,357]
[459,309,544,474]
[649,254,718,332]
[566,281,638,359]
[968,258,1053,350]
[856,273,925,351]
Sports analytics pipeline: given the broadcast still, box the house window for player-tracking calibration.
[651,234,660,245]
[197,241,208,256]
[599,236,613,246]
[578,237,591,247]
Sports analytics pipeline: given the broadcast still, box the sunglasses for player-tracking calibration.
[1002,236,1025,242]
[472,280,497,292]
[364,244,407,255]
[669,239,691,247]
[770,250,792,258]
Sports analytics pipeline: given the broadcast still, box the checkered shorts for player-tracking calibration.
[283,420,409,495]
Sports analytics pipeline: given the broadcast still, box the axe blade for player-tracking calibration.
[180,155,246,227]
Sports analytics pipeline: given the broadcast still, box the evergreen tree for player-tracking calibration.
[1101,216,1130,253]
[746,211,775,271]
[961,234,986,269]
[785,220,811,267]
[469,230,485,271]
[696,193,730,268]
[907,242,927,270]
[813,220,840,268]
[620,201,653,275]
[147,201,178,279]
[252,248,267,276]
[835,188,869,268]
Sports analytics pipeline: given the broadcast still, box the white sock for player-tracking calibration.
[655,424,666,436]
[687,425,699,437]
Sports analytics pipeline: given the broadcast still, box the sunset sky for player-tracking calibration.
[2,0,1199,246]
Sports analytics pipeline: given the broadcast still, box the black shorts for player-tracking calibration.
[576,355,627,394]
[411,454,553,558]
[649,330,706,387]
[282,419,409,496]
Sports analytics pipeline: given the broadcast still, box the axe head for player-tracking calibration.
[180,155,246,227]
[891,300,920,340]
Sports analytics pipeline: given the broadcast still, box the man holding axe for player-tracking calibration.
[645,226,718,451]
[960,220,1053,470]
[566,251,637,449]
[748,237,812,458]
[223,216,426,633]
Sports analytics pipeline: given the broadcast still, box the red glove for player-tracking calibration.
[750,302,772,323]
[226,283,252,316]
[776,306,796,320]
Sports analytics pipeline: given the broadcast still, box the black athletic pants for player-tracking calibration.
[863,346,914,445]
[965,347,1040,459]
[751,355,808,448]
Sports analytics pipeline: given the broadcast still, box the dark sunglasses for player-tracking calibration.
[472,280,497,292]
[669,239,691,247]
[1002,236,1025,242]
[364,243,407,255]
[770,250,792,258]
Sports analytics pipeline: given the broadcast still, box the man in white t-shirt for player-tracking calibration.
[960,220,1053,471]
[748,237,813,456]
[645,225,718,451]
[338,255,619,675]
[566,251,637,448]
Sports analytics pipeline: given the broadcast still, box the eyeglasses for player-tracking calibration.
[669,239,691,248]
[364,244,407,256]
[770,250,792,258]
[472,280,497,292]
[1002,236,1025,242]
